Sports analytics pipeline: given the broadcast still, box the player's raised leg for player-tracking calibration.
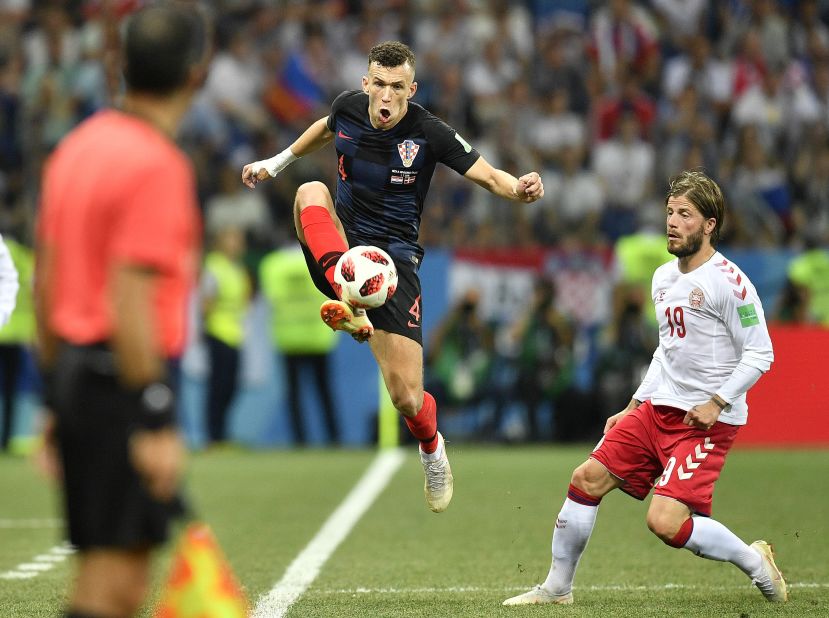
[504,458,621,605]
[293,181,348,276]
[647,496,787,602]
[370,331,452,512]
[293,181,373,340]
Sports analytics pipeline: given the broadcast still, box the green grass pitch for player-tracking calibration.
[1,445,827,616]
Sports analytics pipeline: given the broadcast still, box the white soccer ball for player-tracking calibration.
[333,245,398,309]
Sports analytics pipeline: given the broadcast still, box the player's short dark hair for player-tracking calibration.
[666,169,725,246]
[367,41,416,72]
[123,3,207,96]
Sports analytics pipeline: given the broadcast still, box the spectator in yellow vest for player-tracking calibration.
[201,226,251,445]
[0,234,22,451]
[786,247,829,326]
[614,229,674,325]
[260,246,340,445]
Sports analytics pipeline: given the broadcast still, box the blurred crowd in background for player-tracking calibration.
[1,0,828,445]
[4,0,829,249]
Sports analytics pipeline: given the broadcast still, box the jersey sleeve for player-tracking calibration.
[37,156,59,245]
[422,112,481,175]
[632,266,666,402]
[326,90,359,132]
[633,348,665,402]
[714,270,774,402]
[111,155,197,273]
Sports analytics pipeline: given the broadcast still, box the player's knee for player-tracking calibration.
[390,389,420,417]
[121,582,150,616]
[295,181,331,208]
[91,575,149,617]
[646,510,683,544]
[570,461,610,497]
[384,371,422,417]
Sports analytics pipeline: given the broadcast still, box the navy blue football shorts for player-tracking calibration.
[300,242,424,345]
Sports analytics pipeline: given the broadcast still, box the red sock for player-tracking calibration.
[405,391,439,453]
[566,483,602,506]
[300,205,348,290]
[666,517,694,548]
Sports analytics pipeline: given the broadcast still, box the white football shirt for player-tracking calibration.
[633,251,773,425]
[0,234,18,327]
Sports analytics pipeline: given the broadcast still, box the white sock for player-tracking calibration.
[684,516,762,578]
[542,498,598,595]
[419,437,443,462]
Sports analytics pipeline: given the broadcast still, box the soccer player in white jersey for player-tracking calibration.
[504,170,787,606]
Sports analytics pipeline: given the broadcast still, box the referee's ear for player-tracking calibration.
[407,81,417,99]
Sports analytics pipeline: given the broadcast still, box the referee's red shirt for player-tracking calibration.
[38,110,200,357]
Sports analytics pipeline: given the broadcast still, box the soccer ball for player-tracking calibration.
[333,245,397,309]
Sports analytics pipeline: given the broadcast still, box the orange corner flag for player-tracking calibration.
[155,522,249,618]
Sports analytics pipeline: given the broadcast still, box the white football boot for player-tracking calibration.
[750,540,788,602]
[320,299,374,342]
[420,432,453,512]
[502,585,573,606]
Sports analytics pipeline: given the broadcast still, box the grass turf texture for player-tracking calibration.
[0,446,826,616]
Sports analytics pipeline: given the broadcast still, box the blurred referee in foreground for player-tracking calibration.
[34,4,207,617]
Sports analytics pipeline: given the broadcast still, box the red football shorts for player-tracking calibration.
[590,400,740,516]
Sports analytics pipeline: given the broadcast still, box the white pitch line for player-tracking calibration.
[18,563,53,571]
[313,582,829,595]
[0,572,36,580]
[33,554,68,562]
[0,519,61,529]
[0,544,74,580]
[252,448,406,618]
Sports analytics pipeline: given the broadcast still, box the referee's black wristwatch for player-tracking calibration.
[133,382,176,431]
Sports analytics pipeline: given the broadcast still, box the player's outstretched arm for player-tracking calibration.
[241,116,335,188]
[463,157,544,203]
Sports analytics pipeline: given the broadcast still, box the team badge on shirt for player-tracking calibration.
[689,287,705,309]
[397,140,420,168]
[655,289,666,303]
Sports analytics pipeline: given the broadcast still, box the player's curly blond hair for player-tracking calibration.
[666,169,725,246]
[368,41,416,72]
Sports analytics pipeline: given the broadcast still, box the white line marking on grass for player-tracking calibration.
[18,563,54,571]
[314,582,829,595]
[0,544,74,580]
[0,518,61,529]
[0,572,37,580]
[253,448,406,618]
[33,554,68,562]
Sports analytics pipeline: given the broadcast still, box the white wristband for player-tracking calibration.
[252,148,298,177]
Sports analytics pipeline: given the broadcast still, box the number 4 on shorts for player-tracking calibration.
[408,295,421,327]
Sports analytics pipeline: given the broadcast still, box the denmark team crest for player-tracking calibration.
[397,139,419,168]
[689,287,705,309]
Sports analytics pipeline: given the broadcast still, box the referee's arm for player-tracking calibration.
[32,241,61,480]
[111,264,166,386]
[112,263,183,502]
[33,242,59,372]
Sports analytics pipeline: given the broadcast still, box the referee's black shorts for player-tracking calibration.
[301,242,424,345]
[53,344,183,550]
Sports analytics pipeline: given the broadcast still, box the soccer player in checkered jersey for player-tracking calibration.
[504,170,787,606]
[242,41,543,513]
